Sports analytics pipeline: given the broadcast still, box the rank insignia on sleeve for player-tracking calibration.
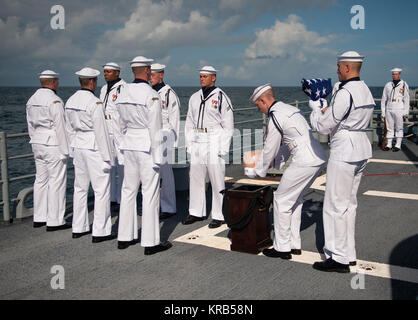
[400,88,404,94]
[112,94,117,102]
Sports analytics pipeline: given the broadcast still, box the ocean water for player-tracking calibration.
[0,86,387,218]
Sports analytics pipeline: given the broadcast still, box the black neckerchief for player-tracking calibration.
[339,77,360,89]
[202,86,217,99]
[42,87,57,94]
[106,78,121,93]
[133,78,149,84]
[393,80,401,87]
[152,82,165,92]
[267,101,278,115]
[80,88,95,94]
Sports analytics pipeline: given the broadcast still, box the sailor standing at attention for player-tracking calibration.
[381,68,410,152]
[100,62,126,204]
[26,70,71,231]
[116,56,172,254]
[150,63,180,219]
[310,51,375,272]
[244,84,326,259]
[65,67,116,243]
[183,66,234,229]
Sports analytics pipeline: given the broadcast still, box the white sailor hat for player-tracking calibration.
[103,62,121,71]
[151,63,166,72]
[130,56,154,67]
[199,66,218,75]
[337,51,364,62]
[38,70,59,79]
[391,68,402,73]
[75,67,100,78]
[249,83,272,103]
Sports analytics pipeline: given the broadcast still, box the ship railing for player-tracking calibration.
[1,98,417,223]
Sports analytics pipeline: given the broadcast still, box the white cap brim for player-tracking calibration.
[130,56,154,67]
[250,84,272,103]
[337,51,364,62]
[75,67,100,78]
[199,66,217,74]
[151,63,166,72]
[103,63,120,71]
[39,70,59,79]
[391,68,402,73]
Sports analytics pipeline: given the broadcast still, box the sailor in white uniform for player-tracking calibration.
[381,68,410,152]
[150,63,180,219]
[116,56,172,255]
[26,70,71,231]
[99,62,126,203]
[65,67,116,243]
[310,51,375,272]
[244,84,326,259]
[183,66,234,229]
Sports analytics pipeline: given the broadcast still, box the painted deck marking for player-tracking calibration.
[174,225,418,284]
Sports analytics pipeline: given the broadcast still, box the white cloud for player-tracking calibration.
[245,15,334,62]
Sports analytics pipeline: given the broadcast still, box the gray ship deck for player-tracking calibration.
[0,141,417,301]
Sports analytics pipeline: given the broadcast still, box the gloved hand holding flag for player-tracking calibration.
[302,78,332,111]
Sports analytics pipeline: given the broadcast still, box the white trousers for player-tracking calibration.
[160,163,176,213]
[160,129,176,213]
[386,110,404,148]
[189,142,225,221]
[323,159,367,265]
[273,163,324,252]
[72,148,112,237]
[110,160,124,204]
[108,134,124,203]
[32,144,67,227]
[117,150,160,247]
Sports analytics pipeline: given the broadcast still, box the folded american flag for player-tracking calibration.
[301,78,332,101]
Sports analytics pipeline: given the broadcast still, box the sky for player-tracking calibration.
[0,0,417,87]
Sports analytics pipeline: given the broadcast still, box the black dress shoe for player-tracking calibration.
[262,248,292,259]
[392,147,400,152]
[72,231,91,239]
[312,258,350,273]
[46,224,72,232]
[92,234,117,243]
[33,222,46,228]
[208,219,225,229]
[117,240,137,250]
[291,249,302,255]
[160,212,176,220]
[383,146,390,151]
[349,261,357,266]
[144,241,172,255]
[182,215,204,225]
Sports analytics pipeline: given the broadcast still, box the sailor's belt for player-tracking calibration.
[332,129,367,138]
[34,128,55,133]
[126,128,148,134]
[194,125,222,133]
[105,114,112,120]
